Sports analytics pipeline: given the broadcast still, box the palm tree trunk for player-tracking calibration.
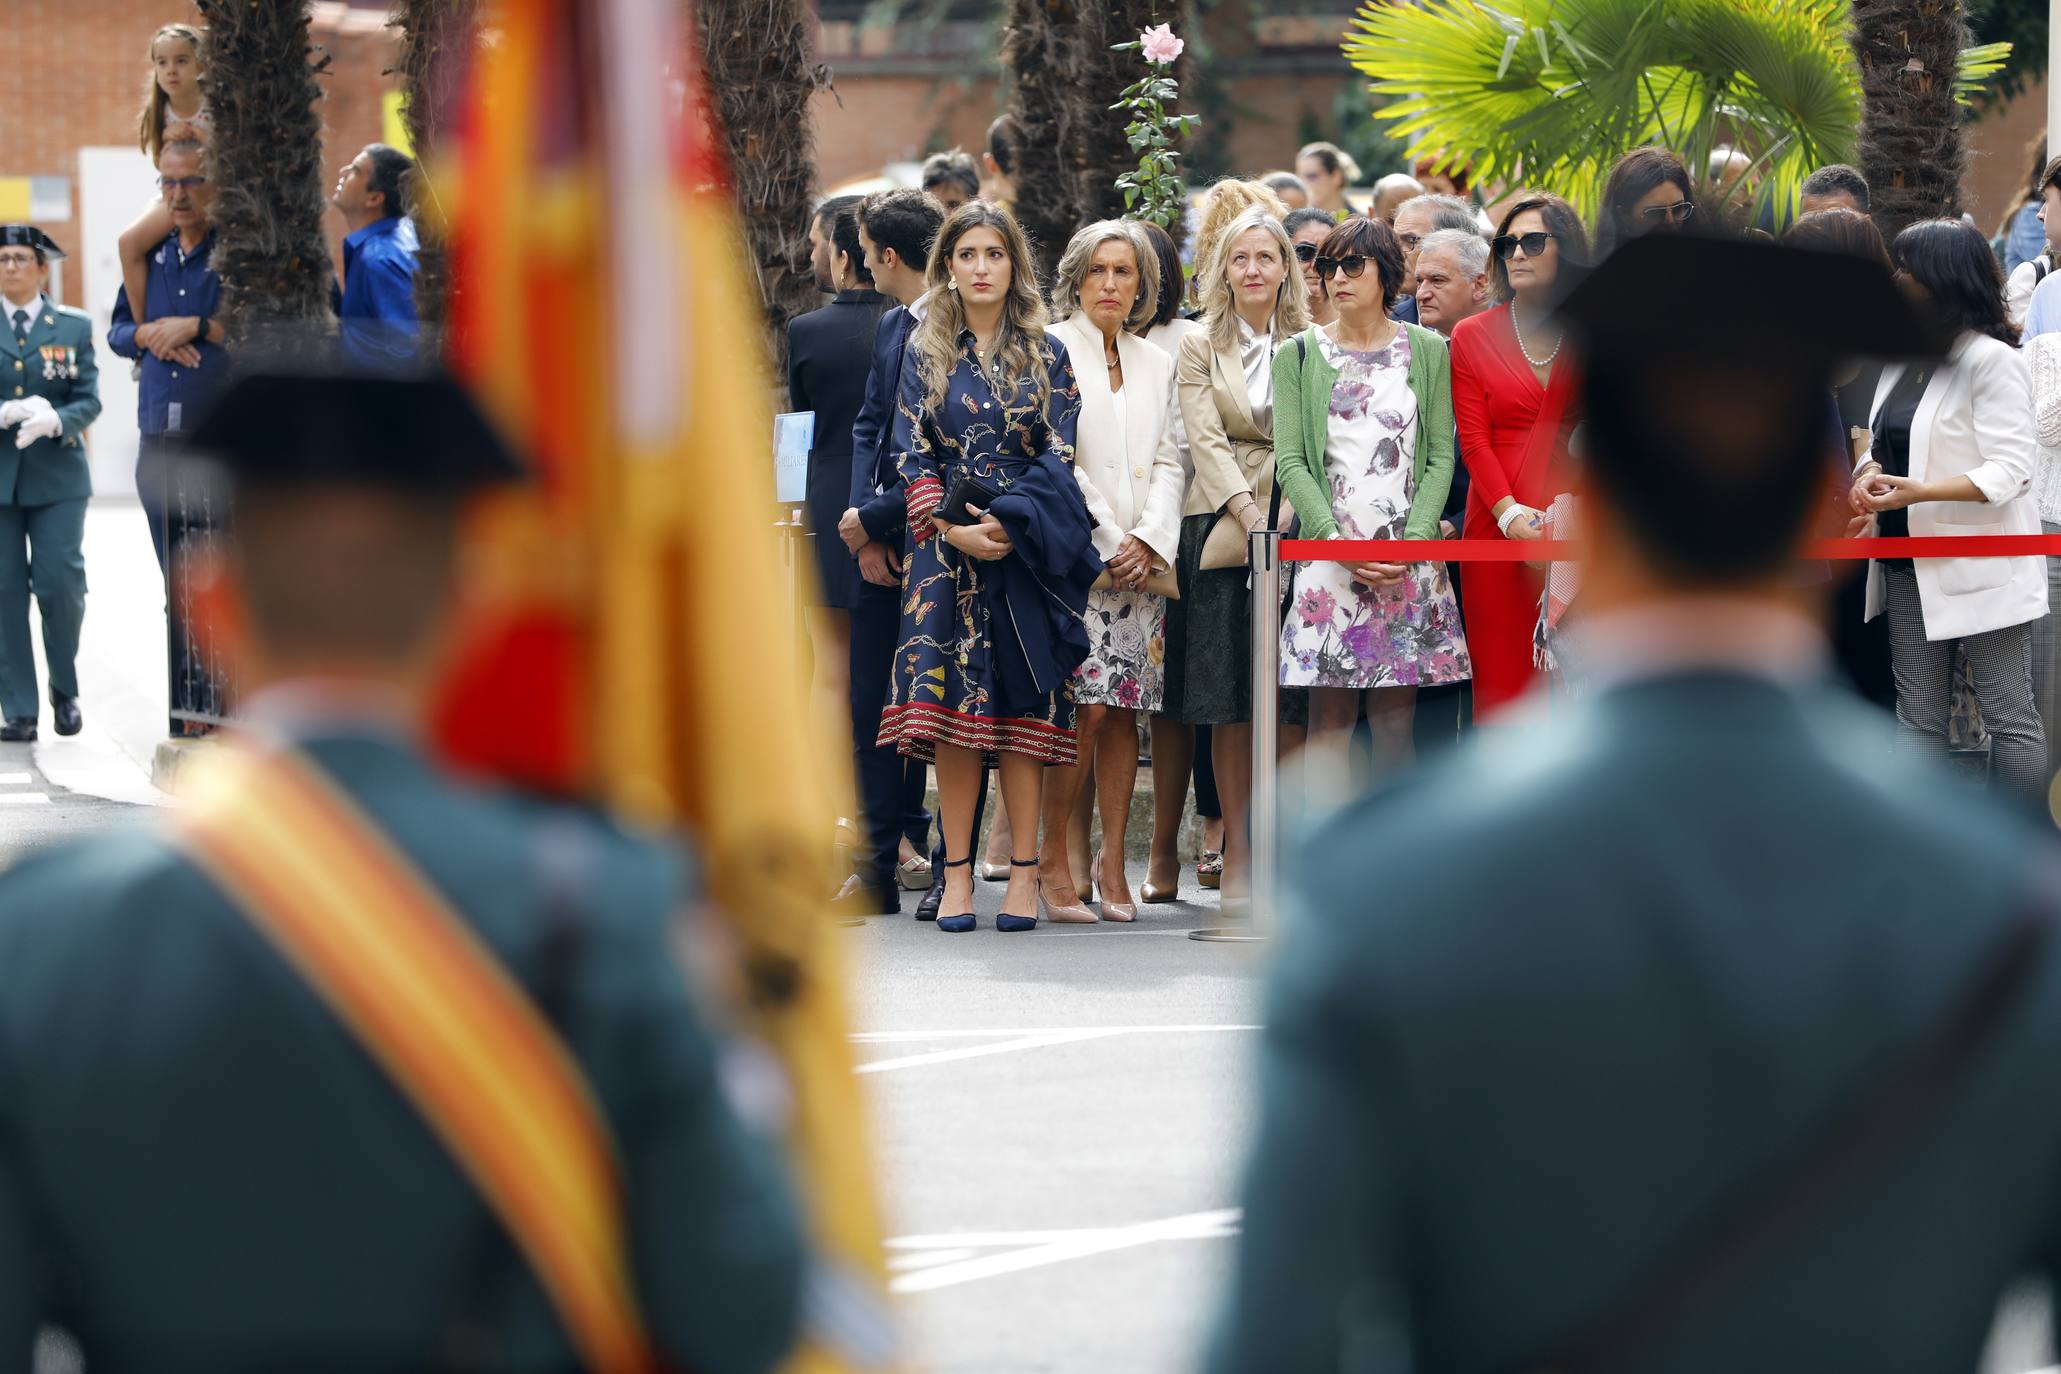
[1004,0,1084,287]
[694,0,821,404]
[196,0,336,342]
[390,0,481,335]
[1852,0,1968,243]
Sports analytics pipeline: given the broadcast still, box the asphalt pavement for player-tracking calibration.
[844,871,1265,1374]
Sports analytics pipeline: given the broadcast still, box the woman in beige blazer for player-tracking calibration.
[1038,221,1187,921]
[1169,204,1310,905]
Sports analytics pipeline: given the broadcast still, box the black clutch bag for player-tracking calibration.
[938,472,1005,526]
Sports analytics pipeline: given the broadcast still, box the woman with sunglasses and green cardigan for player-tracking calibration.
[1274,216,1471,776]
[1447,193,1590,714]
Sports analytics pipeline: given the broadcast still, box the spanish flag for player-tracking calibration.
[430,1,889,1368]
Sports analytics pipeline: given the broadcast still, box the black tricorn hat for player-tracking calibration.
[187,369,526,491]
[0,225,65,262]
[1556,232,1946,371]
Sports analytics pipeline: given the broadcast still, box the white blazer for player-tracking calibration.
[1049,312,1186,570]
[1861,332,2049,640]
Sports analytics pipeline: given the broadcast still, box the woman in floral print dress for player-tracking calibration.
[1272,215,1470,779]
[876,203,1101,932]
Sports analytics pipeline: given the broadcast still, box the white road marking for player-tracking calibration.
[888,1209,1242,1293]
[852,1025,1260,1043]
[855,1027,1125,1074]
[0,772,30,785]
[885,1248,979,1272]
[0,793,50,806]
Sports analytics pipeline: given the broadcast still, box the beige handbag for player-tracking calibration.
[1197,441,1276,570]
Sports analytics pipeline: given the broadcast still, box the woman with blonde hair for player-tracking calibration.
[118,23,210,330]
[1168,205,1310,906]
[1038,220,1187,921]
[878,202,1102,933]
[1191,179,1290,285]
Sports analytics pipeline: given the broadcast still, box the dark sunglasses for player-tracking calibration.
[1638,200,1697,226]
[1491,231,1555,261]
[1314,254,1371,280]
[1293,242,1319,264]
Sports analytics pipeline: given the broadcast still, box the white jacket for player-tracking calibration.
[1861,332,2049,640]
[1049,312,1186,569]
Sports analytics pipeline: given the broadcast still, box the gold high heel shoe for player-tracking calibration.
[1095,851,1136,923]
[1140,868,1180,904]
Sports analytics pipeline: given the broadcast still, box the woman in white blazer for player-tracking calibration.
[1853,219,2049,795]
[1038,220,1186,922]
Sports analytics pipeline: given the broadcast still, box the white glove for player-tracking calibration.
[0,401,21,428]
[14,398,60,449]
[1496,502,1543,537]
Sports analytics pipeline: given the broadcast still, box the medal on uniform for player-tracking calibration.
[40,347,53,381]
[65,346,76,379]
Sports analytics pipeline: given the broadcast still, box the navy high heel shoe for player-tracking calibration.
[996,857,1041,932]
[936,855,977,933]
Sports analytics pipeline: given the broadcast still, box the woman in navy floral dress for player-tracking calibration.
[877,203,1101,932]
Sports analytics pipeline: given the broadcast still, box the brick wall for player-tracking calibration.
[810,69,1352,194]
[2,0,395,307]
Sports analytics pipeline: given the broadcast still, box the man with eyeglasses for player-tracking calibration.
[108,139,227,578]
[109,139,229,739]
[1389,193,1482,326]
[0,225,101,743]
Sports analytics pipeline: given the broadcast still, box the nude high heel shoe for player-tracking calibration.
[1038,866,1098,924]
[1096,850,1136,923]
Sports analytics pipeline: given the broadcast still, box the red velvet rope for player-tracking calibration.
[1280,535,2061,564]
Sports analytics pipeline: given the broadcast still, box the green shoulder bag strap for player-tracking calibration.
[1532,893,2055,1374]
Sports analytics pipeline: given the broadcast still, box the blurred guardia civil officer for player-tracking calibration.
[0,224,100,742]
[1212,235,2061,1373]
[0,370,804,1373]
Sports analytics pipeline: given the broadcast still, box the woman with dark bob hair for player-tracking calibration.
[1272,214,1470,774]
[1593,146,1696,260]
[1446,192,1589,714]
[1850,218,2049,797]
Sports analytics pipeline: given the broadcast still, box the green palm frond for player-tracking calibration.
[1344,0,2007,224]
[1957,41,2014,102]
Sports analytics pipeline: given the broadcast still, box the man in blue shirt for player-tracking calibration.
[331,144,421,369]
[107,139,229,573]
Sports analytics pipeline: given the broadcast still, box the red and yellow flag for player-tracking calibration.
[430,2,889,1368]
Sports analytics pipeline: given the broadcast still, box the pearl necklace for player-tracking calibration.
[1510,307,1561,370]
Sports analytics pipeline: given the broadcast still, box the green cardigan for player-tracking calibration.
[1271,322,1456,543]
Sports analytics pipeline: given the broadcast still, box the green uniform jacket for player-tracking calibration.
[1272,322,1453,543]
[0,297,99,507]
[1211,673,2061,1374]
[0,730,806,1374]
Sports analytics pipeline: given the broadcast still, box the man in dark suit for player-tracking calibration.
[788,199,894,916]
[840,188,964,920]
[1212,236,2061,1372]
[0,371,805,1372]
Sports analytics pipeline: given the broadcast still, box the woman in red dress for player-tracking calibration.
[1448,193,1589,714]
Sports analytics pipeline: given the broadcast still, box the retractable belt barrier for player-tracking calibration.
[1192,530,2061,945]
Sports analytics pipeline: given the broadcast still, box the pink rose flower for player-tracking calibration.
[1140,23,1184,64]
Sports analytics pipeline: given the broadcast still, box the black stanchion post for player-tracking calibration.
[1192,526,1281,945]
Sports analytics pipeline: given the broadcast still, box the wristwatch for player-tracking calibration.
[196,317,212,344]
